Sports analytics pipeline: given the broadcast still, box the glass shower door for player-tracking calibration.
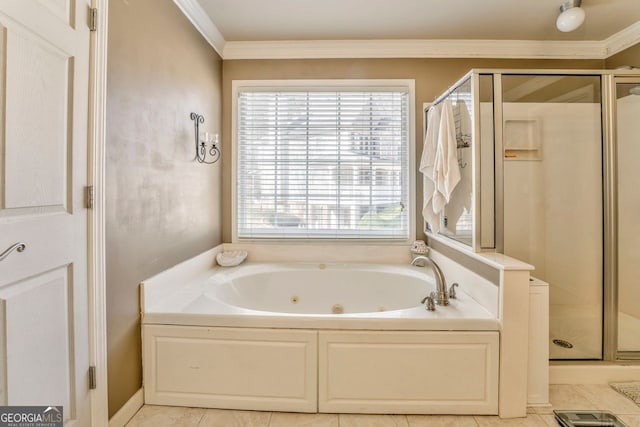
[616,80,640,356]
[501,75,603,360]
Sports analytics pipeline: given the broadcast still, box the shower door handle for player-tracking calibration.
[0,242,26,262]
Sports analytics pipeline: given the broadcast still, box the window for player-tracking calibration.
[234,80,414,240]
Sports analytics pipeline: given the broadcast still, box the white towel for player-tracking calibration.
[419,105,442,232]
[432,99,461,214]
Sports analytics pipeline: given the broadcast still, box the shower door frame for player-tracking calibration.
[607,74,640,361]
[483,69,640,362]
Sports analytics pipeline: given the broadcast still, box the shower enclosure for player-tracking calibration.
[425,69,640,361]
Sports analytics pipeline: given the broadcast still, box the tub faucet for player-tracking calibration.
[411,255,449,306]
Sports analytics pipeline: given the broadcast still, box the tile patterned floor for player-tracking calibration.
[126,385,640,426]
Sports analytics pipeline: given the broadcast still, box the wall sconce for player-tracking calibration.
[190,112,220,164]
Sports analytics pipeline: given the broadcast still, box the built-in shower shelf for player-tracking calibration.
[504,148,541,160]
[504,118,542,161]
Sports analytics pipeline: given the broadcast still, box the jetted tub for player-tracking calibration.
[143,262,499,330]
[142,261,501,415]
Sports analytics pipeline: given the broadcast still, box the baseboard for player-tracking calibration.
[109,388,144,427]
[550,364,640,384]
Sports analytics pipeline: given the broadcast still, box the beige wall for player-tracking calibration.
[221,58,603,242]
[106,0,222,417]
[605,42,640,69]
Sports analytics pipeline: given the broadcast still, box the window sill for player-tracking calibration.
[223,242,414,264]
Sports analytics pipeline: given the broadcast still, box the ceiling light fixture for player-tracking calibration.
[556,0,585,33]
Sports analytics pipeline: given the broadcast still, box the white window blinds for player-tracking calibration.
[236,87,410,240]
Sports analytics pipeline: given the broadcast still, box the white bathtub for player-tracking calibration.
[143,262,499,330]
[142,261,501,415]
[215,263,428,314]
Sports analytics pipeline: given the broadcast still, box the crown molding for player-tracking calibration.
[171,5,638,61]
[222,39,607,60]
[604,21,640,57]
[173,0,225,57]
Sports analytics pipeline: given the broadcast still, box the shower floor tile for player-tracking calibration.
[549,304,602,359]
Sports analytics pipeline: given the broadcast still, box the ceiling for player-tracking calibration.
[198,0,640,42]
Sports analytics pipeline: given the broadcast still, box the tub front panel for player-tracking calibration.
[143,325,318,412]
[319,330,499,414]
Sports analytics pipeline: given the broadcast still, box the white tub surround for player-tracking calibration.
[143,261,499,331]
[427,247,540,417]
[141,243,538,417]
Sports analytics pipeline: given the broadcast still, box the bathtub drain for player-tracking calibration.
[332,304,344,314]
[552,339,574,349]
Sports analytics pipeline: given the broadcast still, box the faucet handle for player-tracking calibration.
[449,283,459,299]
[421,294,436,311]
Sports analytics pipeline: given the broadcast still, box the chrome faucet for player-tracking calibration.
[411,255,449,306]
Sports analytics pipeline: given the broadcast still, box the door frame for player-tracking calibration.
[89,0,109,424]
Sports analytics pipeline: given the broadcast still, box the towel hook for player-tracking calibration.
[458,151,467,169]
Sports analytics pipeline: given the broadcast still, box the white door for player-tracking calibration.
[0,1,92,425]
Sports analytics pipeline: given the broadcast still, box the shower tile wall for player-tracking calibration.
[501,78,603,359]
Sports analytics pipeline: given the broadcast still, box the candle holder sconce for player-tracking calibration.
[190,112,220,164]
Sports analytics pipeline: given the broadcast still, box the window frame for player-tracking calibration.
[231,79,416,243]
